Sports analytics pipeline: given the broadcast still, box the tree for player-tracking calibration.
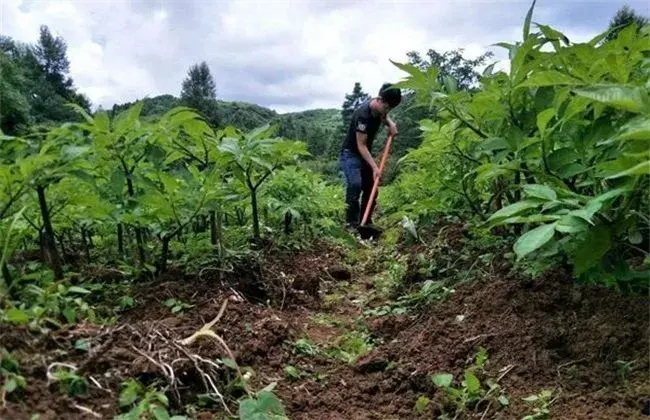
[406,48,494,91]
[341,82,370,129]
[0,50,31,134]
[605,5,648,42]
[33,25,72,96]
[180,61,218,125]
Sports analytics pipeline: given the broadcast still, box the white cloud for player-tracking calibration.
[2,0,647,113]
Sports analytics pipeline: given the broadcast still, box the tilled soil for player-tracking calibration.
[1,239,648,420]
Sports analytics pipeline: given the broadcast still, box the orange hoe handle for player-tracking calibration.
[360,133,395,226]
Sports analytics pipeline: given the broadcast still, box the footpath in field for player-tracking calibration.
[1,226,648,420]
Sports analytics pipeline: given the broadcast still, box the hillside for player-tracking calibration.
[110,95,342,157]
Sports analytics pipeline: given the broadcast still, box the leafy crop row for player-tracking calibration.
[386,2,649,289]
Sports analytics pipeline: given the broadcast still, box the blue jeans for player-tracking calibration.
[340,149,376,227]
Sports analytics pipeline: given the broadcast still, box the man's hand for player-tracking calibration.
[372,164,381,181]
[388,121,398,137]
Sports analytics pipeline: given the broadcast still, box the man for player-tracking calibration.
[339,82,401,230]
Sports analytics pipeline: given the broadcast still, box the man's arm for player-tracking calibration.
[356,131,380,179]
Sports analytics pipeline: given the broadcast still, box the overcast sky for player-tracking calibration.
[2,0,648,113]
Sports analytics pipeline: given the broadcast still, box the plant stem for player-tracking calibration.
[37,185,63,280]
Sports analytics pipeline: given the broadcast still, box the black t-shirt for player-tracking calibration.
[341,100,382,156]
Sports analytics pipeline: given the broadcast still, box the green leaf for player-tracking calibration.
[464,371,481,394]
[74,339,90,352]
[629,230,643,245]
[522,395,539,403]
[588,186,633,206]
[482,63,497,77]
[480,137,510,152]
[535,23,569,45]
[432,373,454,388]
[571,225,612,275]
[606,160,650,179]
[119,381,141,407]
[555,215,589,233]
[618,116,650,141]
[523,184,557,201]
[238,391,288,420]
[220,358,238,369]
[5,378,18,393]
[537,108,555,137]
[67,286,91,294]
[487,200,543,223]
[573,85,648,113]
[523,0,537,41]
[499,395,510,406]
[415,395,430,413]
[113,101,143,135]
[5,308,30,325]
[62,307,76,324]
[499,215,562,224]
[517,71,584,88]
[514,223,556,259]
[152,406,170,420]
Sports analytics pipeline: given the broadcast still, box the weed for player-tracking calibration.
[326,330,375,364]
[118,295,135,311]
[1,348,26,397]
[615,360,636,386]
[521,389,557,420]
[293,338,318,356]
[50,367,88,397]
[431,348,509,418]
[238,382,288,420]
[364,280,454,317]
[116,379,187,420]
[283,365,303,382]
[414,395,430,414]
[162,298,194,314]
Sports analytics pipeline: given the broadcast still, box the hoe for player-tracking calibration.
[357,133,395,240]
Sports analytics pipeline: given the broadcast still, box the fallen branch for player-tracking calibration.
[497,364,516,382]
[180,297,230,346]
[73,404,101,418]
[46,362,78,384]
[462,333,498,344]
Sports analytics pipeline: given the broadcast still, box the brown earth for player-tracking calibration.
[1,235,648,420]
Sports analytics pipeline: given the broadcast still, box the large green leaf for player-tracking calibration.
[113,101,144,135]
[464,371,481,395]
[523,0,537,41]
[487,200,543,224]
[547,148,580,171]
[514,223,556,259]
[617,116,650,141]
[535,23,570,46]
[570,225,612,275]
[573,85,648,113]
[517,71,583,88]
[606,160,650,179]
[556,215,589,233]
[479,137,511,152]
[523,184,557,201]
[536,108,555,137]
[588,186,634,205]
[238,391,288,420]
[4,308,30,325]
